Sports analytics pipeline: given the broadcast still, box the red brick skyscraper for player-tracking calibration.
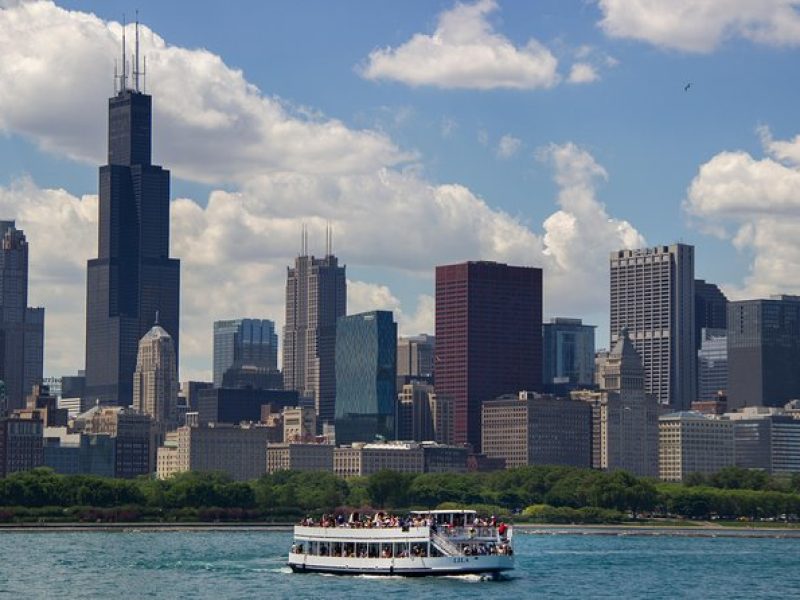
[435,261,543,452]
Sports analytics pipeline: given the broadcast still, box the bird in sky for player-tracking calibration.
[684,82,692,91]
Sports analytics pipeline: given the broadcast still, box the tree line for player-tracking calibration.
[0,466,799,523]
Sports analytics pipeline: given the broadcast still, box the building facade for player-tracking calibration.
[695,279,728,349]
[542,317,596,394]
[333,442,425,478]
[335,311,397,446]
[84,62,180,407]
[0,413,43,477]
[697,328,727,402]
[213,318,278,387]
[610,244,696,409]
[282,406,317,443]
[0,221,44,410]
[132,322,178,432]
[397,334,435,381]
[267,442,334,473]
[74,405,153,478]
[658,411,734,481]
[727,407,800,474]
[436,261,543,452]
[481,392,592,469]
[727,296,800,409]
[196,387,298,425]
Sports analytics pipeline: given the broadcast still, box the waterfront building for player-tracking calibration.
[156,422,271,481]
[436,261,543,452]
[84,35,180,407]
[397,334,435,382]
[213,319,278,387]
[481,392,591,469]
[267,442,334,473]
[335,311,397,446]
[727,295,800,409]
[282,237,346,428]
[542,318,596,394]
[73,405,153,478]
[658,411,734,481]
[726,407,800,474]
[610,244,696,409]
[333,442,425,478]
[283,406,317,443]
[698,328,728,402]
[0,221,44,410]
[132,321,178,432]
[0,412,43,477]
[196,387,298,425]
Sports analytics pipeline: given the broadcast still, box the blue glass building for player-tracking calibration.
[213,319,278,387]
[335,311,397,445]
[542,318,596,395]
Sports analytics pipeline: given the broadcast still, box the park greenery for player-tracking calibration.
[0,466,799,524]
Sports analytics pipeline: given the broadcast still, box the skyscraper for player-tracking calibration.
[0,221,44,410]
[727,296,800,409]
[282,235,345,427]
[132,320,178,432]
[397,334,435,381]
[213,318,278,387]
[85,27,180,407]
[542,317,596,394]
[697,327,727,402]
[335,310,397,445]
[435,261,543,452]
[609,244,696,409]
[694,279,728,350]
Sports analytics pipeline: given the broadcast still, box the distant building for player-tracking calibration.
[542,318,596,394]
[132,322,178,433]
[43,429,115,477]
[0,221,45,410]
[691,394,728,416]
[267,443,334,473]
[221,365,283,391]
[283,406,317,443]
[481,392,592,469]
[24,384,68,427]
[196,387,298,425]
[335,311,397,446]
[436,261,543,452]
[333,442,425,478]
[610,244,696,409]
[397,335,435,382]
[179,381,212,412]
[573,329,660,477]
[726,407,800,474]
[397,382,434,442]
[697,328,727,402]
[421,442,468,473]
[213,318,278,387]
[156,423,271,481]
[658,412,734,481]
[695,280,728,350]
[73,405,153,478]
[727,296,800,409]
[282,248,346,428]
[0,412,43,477]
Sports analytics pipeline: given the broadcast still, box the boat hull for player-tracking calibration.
[287,553,513,576]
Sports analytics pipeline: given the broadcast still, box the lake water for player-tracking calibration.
[0,530,796,599]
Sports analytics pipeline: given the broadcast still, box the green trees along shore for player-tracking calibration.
[0,466,799,524]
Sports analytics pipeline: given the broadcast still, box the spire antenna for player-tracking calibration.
[134,10,140,92]
[120,14,127,92]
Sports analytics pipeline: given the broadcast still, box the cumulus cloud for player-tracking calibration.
[597,0,800,52]
[0,2,644,378]
[568,63,600,84]
[360,0,559,90]
[685,128,800,298]
[496,134,522,158]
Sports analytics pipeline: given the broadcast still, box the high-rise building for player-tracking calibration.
[397,382,436,442]
[267,442,334,473]
[0,412,43,477]
[397,334,435,382]
[282,242,346,427]
[697,327,727,402]
[283,406,317,443]
[132,321,178,432]
[727,296,800,410]
[695,280,728,350]
[436,261,543,452]
[335,311,397,446]
[481,392,592,469]
[542,317,596,394]
[658,411,733,481]
[73,405,153,478]
[727,407,800,475]
[196,387,298,425]
[212,318,278,387]
[0,221,44,410]
[85,30,180,407]
[610,244,696,409]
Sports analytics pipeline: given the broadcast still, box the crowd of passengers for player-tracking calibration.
[299,512,508,537]
[290,542,431,558]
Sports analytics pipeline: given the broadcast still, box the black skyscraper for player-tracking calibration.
[694,279,728,350]
[85,28,180,407]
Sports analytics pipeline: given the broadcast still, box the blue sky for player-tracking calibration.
[1,0,799,379]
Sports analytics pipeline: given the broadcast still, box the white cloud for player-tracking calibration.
[568,63,600,84]
[360,0,560,90]
[440,116,458,138]
[0,2,644,379]
[597,0,800,52]
[685,129,800,298]
[496,134,522,158]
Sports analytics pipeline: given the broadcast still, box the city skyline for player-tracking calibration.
[1,1,799,380]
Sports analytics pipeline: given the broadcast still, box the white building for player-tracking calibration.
[658,411,734,481]
[133,321,178,432]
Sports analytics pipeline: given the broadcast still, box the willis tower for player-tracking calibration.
[85,21,180,407]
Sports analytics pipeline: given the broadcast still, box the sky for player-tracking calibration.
[1,0,800,381]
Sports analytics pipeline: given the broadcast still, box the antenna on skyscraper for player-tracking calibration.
[120,14,127,92]
[143,56,147,93]
[113,59,118,94]
[133,10,140,92]
[330,223,334,256]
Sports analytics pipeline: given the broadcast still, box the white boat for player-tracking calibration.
[288,509,514,577]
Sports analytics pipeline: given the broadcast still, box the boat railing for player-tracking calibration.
[430,530,462,556]
[437,526,503,540]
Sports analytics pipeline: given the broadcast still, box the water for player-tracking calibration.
[0,530,796,599]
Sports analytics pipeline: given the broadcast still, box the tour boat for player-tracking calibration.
[288,509,514,577]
